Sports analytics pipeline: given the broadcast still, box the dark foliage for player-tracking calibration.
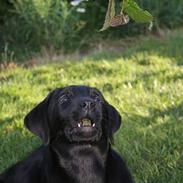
[0,0,183,62]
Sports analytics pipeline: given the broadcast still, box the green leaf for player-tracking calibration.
[100,0,116,31]
[100,0,153,31]
[123,0,153,23]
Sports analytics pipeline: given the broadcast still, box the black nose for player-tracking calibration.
[80,100,95,110]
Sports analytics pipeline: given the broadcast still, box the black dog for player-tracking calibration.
[0,85,134,183]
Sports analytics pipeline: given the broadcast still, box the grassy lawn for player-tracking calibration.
[0,29,183,182]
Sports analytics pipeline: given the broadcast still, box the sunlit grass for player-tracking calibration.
[0,30,183,182]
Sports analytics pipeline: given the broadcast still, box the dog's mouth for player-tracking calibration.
[66,117,101,142]
[77,118,95,128]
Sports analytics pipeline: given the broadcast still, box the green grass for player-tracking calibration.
[0,29,183,183]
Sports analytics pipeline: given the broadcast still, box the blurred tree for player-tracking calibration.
[0,0,14,24]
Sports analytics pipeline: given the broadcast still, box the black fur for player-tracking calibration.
[0,85,134,183]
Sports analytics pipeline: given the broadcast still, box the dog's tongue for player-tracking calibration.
[81,118,92,126]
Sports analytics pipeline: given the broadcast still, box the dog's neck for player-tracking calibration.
[51,138,109,183]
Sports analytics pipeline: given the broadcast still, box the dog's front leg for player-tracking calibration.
[106,149,135,183]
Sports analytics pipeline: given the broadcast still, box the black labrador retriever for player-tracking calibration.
[0,85,134,183]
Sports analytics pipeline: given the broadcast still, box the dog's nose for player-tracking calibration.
[80,100,95,110]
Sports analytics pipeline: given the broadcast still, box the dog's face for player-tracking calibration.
[57,86,104,142]
[24,86,121,144]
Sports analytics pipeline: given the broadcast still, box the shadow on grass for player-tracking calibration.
[148,102,183,121]
[0,130,41,173]
[0,114,22,128]
[126,101,183,130]
[0,74,15,84]
[0,91,20,102]
[96,68,183,95]
[120,102,183,182]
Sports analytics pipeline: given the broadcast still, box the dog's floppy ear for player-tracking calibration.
[24,93,52,145]
[106,103,122,135]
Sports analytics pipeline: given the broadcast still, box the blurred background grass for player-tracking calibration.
[0,0,183,182]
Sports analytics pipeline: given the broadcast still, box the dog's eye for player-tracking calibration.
[92,94,101,102]
[59,94,70,104]
[91,90,102,102]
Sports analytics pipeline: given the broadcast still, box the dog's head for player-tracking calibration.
[24,85,121,145]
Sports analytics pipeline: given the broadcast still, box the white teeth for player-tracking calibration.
[77,122,95,127]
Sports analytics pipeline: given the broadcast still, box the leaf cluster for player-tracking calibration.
[100,0,153,31]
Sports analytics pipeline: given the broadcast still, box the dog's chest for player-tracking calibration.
[56,146,106,183]
[60,156,105,183]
